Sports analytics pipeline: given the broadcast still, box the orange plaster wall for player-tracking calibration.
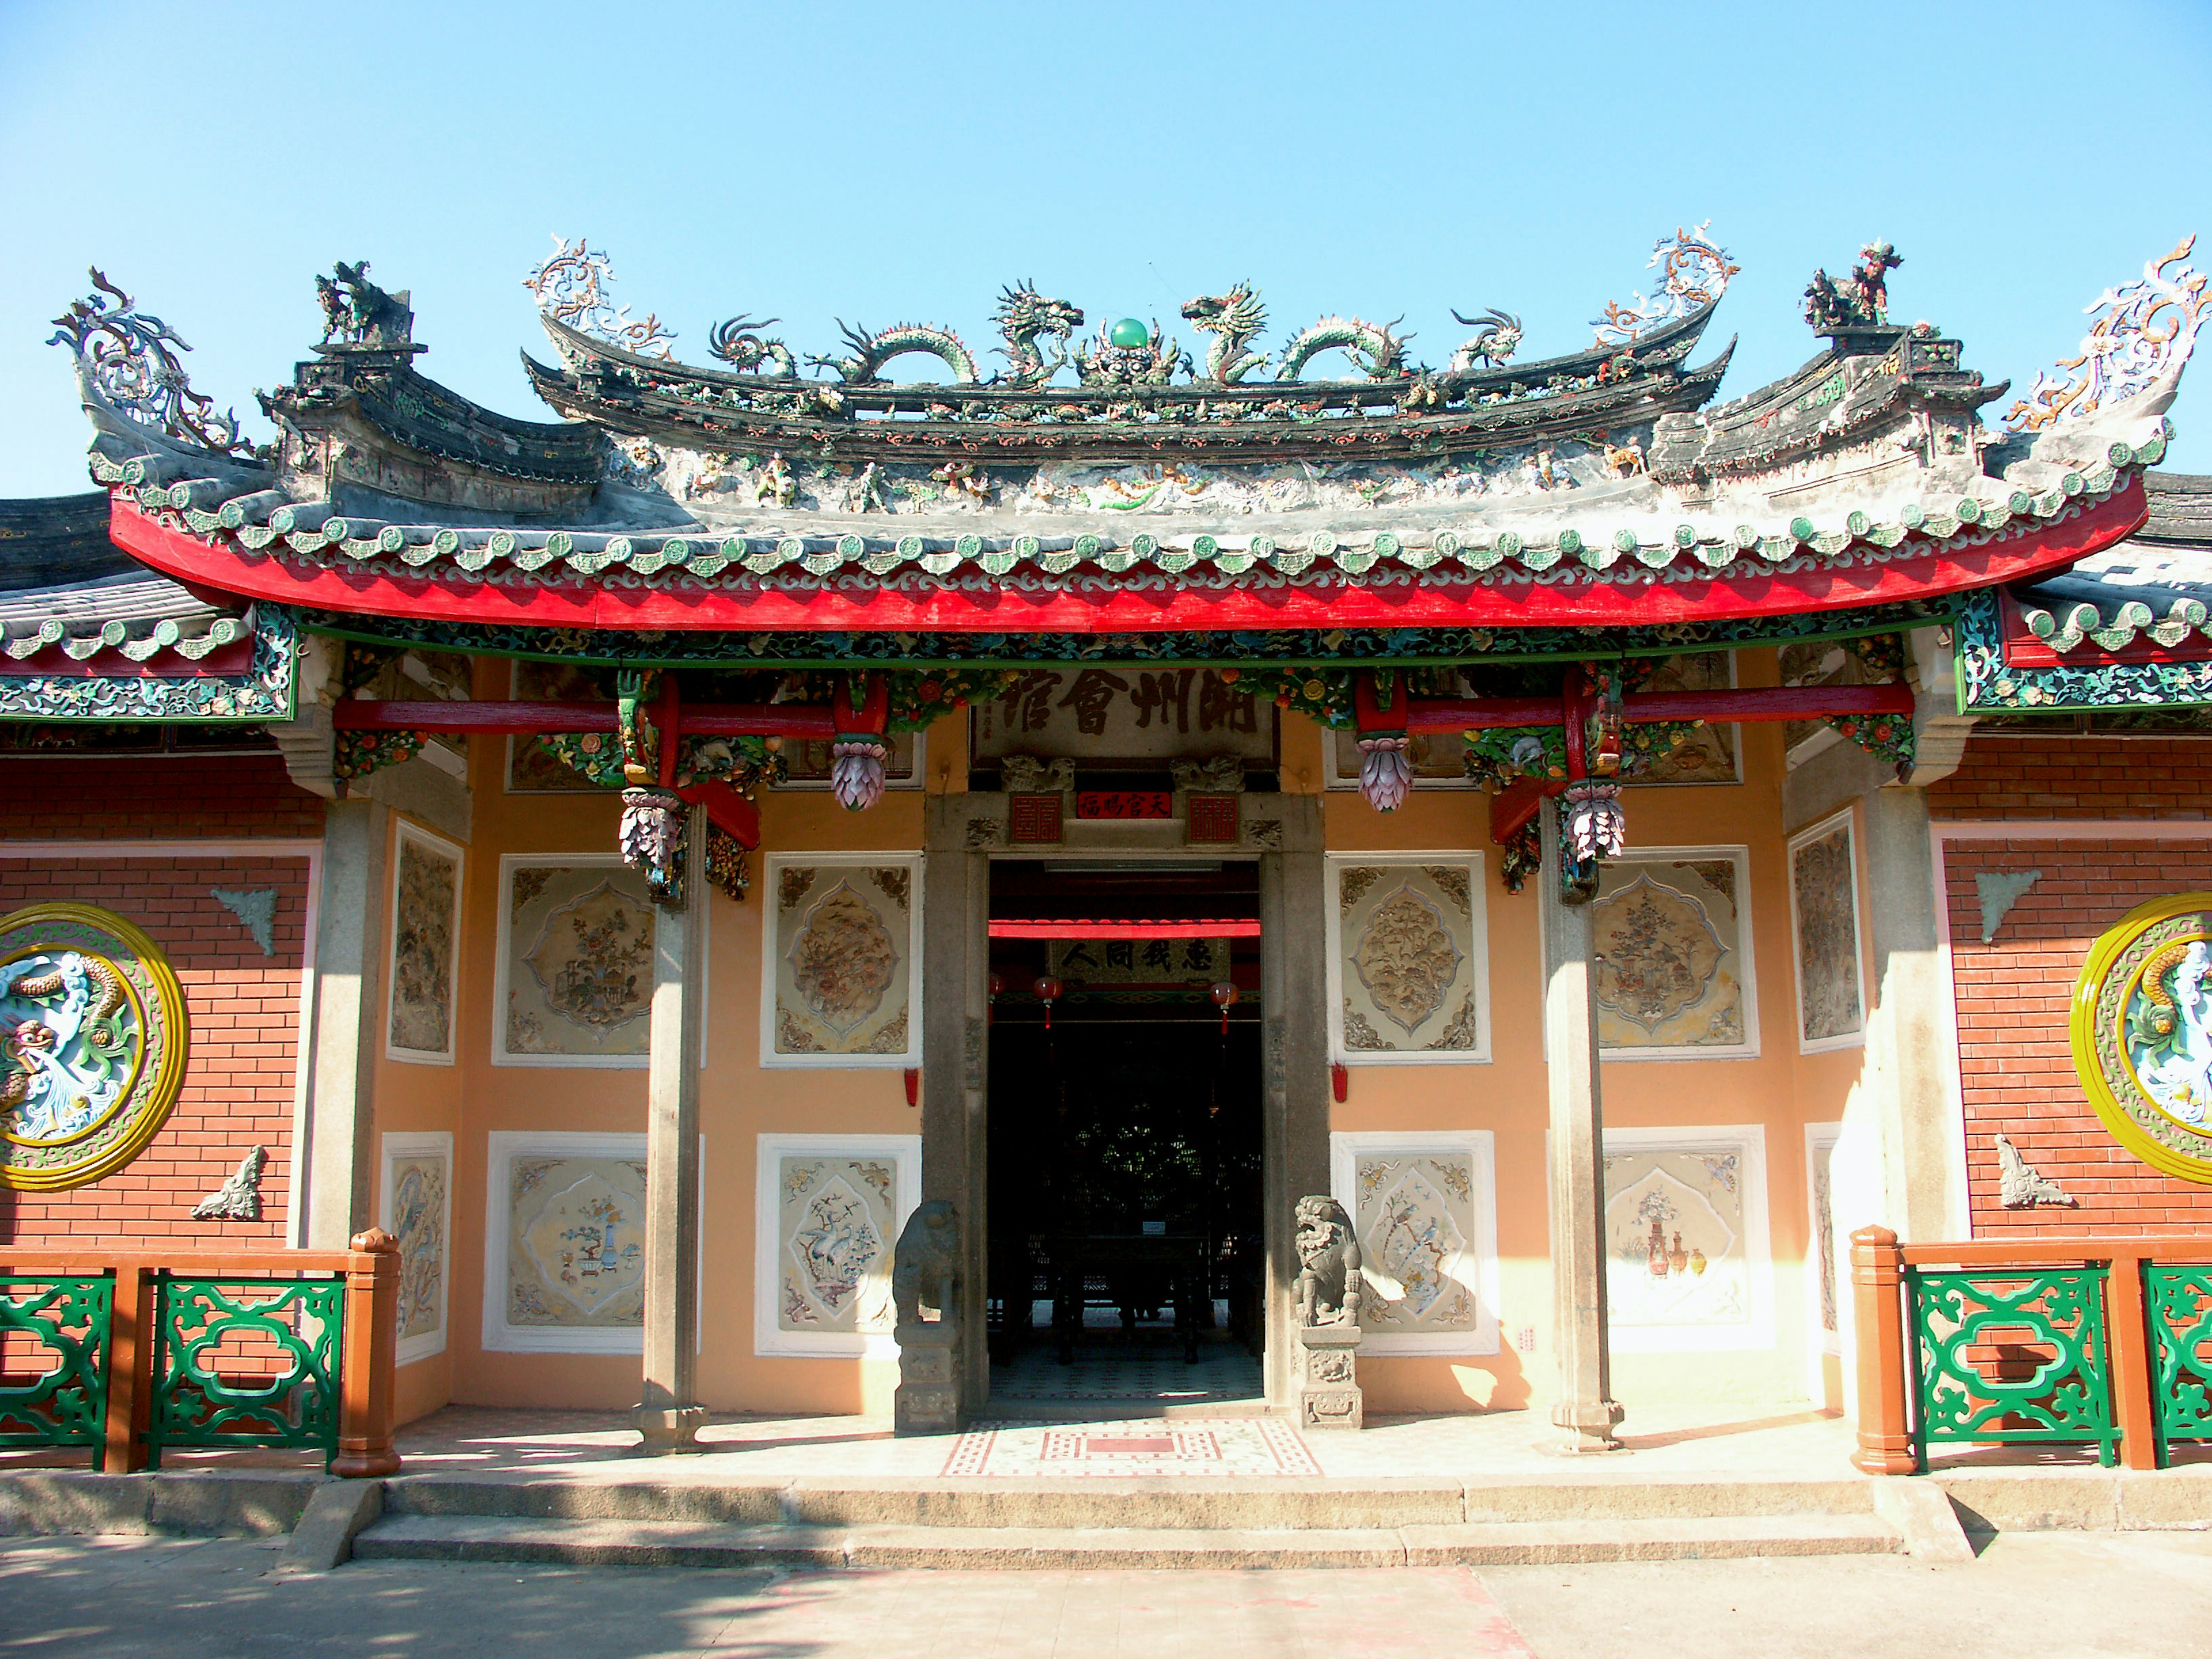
[1311,652,1827,1418]
[428,672,1839,1419]
[434,707,938,1417]
[370,810,469,1429]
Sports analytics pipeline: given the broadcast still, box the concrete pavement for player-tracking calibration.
[2,1531,2210,1658]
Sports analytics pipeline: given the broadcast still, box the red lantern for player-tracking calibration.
[1210,980,1240,1035]
[1033,974,1064,1029]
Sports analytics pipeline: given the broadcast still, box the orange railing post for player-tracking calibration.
[2107,1244,2158,1471]
[1851,1225,1916,1475]
[332,1228,401,1478]
[99,1259,154,1474]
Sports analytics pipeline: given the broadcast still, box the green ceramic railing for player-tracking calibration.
[0,1273,114,1466]
[1904,1264,2120,1469]
[146,1273,344,1470]
[2146,1264,2212,1467]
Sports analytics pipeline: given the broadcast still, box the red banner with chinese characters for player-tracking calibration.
[1075,791,1172,819]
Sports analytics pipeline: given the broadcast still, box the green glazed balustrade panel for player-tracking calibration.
[2146,1263,2212,1465]
[1906,1266,2119,1469]
[0,1274,113,1467]
[147,1275,343,1470]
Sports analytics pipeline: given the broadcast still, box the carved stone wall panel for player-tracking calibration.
[495,857,656,1067]
[1325,854,1489,1065]
[387,822,461,1064]
[1789,810,1866,1052]
[761,854,922,1067]
[1805,1123,1843,1356]
[1601,1126,1773,1353]
[380,1131,453,1365]
[754,1132,919,1357]
[1329,1131,1499,1355]
[1585,848,1757,1059]
[482,1131,649,1353]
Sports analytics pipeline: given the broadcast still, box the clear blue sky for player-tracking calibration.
[3,1,2210,495]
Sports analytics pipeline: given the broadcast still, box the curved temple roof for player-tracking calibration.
[41,233,2211,661]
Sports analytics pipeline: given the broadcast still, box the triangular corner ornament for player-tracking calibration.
[1975,870,2043,943]
[210,887,277,956]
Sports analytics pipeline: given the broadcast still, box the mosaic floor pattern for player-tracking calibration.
[941,1416,1323,1478]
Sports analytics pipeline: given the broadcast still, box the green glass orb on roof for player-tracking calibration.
[1108,317,1149,349]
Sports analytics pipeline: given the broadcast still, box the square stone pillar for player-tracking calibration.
[921,802,991,1415]
[302,798,389,1249]
[1540,797,1623,1452]
[1257,798,1329,1410]
[635,808,707,1452]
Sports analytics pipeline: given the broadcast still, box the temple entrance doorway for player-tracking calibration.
[984,857,1265,1414]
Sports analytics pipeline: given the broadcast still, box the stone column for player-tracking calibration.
[1856,786,1962,1241]
[1257,796,1330,1410]
[1540,796,1623,1452]
[635,808,707,1452]
[302,798,389,1249]
[921,801,991,1412]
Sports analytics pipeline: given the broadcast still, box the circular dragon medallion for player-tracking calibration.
[2072,893,2212,1184]
[0,903,188,1192]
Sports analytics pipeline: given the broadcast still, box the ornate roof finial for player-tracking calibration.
[2006,234,2210,431]
[1593,223,1740,345]
[1449,308,1522,370]
[1802,239,1902,332]
[526,236,675,360]
[992,283,1085,389]
[1181,282,1269,384]
[315,260,416,351]
[48,268,252,455]
[707,315,796,377]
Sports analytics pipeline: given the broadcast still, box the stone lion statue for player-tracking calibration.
[892,1198,963,1328]
[1294,1195,1362,1327]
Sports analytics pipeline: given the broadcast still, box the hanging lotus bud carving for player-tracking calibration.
[619,786,688,905]
[1357,735,1414,812]
[831,738,889,812]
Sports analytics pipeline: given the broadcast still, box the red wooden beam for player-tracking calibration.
[329,699,840,738]
[1401,681,1915,733]
[988,919,1261,940]
[107,484,2148,634]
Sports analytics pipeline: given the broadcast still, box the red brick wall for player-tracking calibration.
[1945,837,2212,1236]
[0,754,324,839]
[1928,736,2212,820]
[0,854,311,1246]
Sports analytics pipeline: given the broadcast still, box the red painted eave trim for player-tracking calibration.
[988,919,1262,940]
[109,482,2149,637]
[0,642,255,679]
[1997,589,2212,669]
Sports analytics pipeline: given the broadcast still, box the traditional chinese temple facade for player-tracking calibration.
[4,228,2210,1449]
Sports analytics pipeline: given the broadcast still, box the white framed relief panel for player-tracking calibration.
[1330,1131,1499,1355]
[495,855,658,1068]
[379,1131,453,1366]
[1585,846,1758,1060]
[1787,809,1866,1054]
[1805,1123,1844,1359]
[1602,1125,1773,1353]
[1325,853,1490,1065]
[483,1131,649,1354]
[755,1134,921,1358]
[760,853,922,1067]
[386,822,463,1065]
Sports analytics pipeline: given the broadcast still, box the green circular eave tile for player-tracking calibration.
[1956,497,1983,524]
[1373,532,1402,560]
[1557,529,1584,556]
[2109,441,2136,467]
[1845,511,1870,538]
[1434,531,1461,558]
[1309,531,1338,559]
[1128,533,1159,560]
[1672,524,1698,548]
[1191,534,1218,559]
[1073,533,1103,558]
[1900,503,1927,530]
[1788,516,1816,543]
[1013,535,1041,559]
[1109,318,1149,348]
[1248,534,1276,560]
[2062,472,2085,497]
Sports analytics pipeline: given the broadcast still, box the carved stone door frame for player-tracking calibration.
[919,795,1327,1418]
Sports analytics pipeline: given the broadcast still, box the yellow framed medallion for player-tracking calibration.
[2072,893,2212,1184]
[0,903,188,1191]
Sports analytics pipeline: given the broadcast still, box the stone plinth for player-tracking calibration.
[1294,1323,1363,1430]
[895,1320,962,1435]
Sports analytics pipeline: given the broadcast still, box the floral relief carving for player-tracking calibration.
[869,867,911,910]
[525,881,654,1033]
[1791,825,1863,1044]
[1339,866,1382,915]
[1422,865,1472,910]
[389,1154,446,1342]
[776,1153,900,1336]
[1422,994,1480,1052]
[787,880,899,1039]
[389,836,458,1055]
[778,866,816,912]
[1592,878,1724,1032]
[1342,1002,1388,1051]
[1351,882,1463,1034]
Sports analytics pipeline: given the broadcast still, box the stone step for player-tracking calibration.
[352,1511,1903,1570]
[379,1474,1879,1531]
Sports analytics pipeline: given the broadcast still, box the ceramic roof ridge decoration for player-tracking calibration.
[40,237,2198,645]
